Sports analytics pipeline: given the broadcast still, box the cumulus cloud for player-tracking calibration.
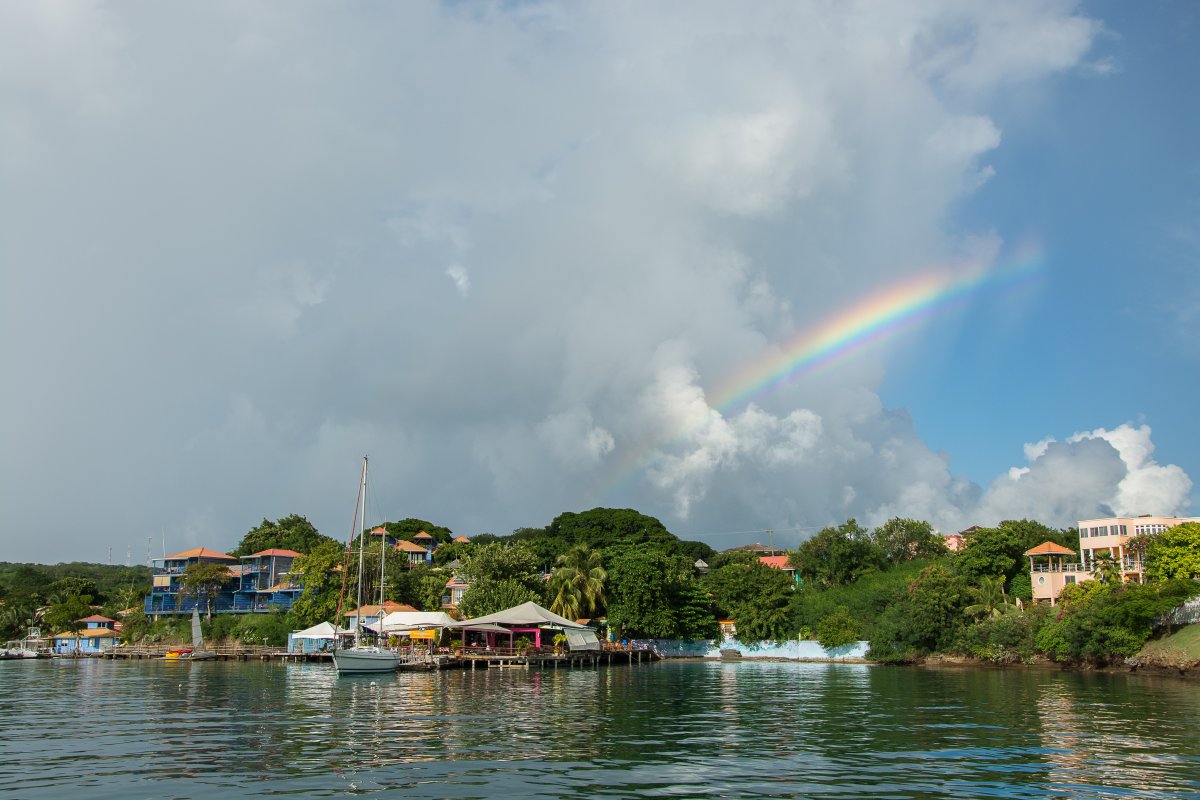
[3,1,1185,560]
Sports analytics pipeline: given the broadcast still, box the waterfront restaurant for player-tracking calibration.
[448,601,600,652]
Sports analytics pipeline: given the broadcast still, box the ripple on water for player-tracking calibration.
[1,660,1199,799]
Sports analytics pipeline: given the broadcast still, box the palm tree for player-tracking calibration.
[964,576,1016,619]
[1093,554,1121,585]
[548,545,606,621]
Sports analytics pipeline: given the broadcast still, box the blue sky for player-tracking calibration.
[0,1,1196,563]
[882,0,1198,512]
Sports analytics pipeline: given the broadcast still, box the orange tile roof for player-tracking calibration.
[248,548,302,558]
[345,601,418,617]
[1024,541,1077,556]
[412,531,433,539]
[395,540,430,552]
[758,555,793,569]
[79,614,116,623]
[453,535,472,543]
[164,547,237,561]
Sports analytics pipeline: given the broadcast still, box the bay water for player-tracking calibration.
[2,659,1197,798]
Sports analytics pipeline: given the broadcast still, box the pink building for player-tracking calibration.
[1028,515,1200,604]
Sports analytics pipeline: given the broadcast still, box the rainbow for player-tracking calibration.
[599,241,1044,498]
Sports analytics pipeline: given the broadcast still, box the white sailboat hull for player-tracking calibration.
[333,647,399,673]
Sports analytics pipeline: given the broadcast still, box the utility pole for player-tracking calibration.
[107,546,112,565]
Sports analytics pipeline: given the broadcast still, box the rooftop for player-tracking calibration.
[163,547,237,562]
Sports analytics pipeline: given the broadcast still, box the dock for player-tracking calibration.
[61,643,659,669]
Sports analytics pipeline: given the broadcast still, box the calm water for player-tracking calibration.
[1,659,1198,799]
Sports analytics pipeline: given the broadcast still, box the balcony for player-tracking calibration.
[1031,563,1089,574]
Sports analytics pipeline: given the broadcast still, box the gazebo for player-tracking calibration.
[1025,541,1085,605]
[449,601,600,651]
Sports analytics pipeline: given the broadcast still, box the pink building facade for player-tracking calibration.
[1028,515,1200,604]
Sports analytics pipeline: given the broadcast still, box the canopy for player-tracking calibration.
[564,628,601,652]
[453,601,590,629]
[290,622,339,640]
[377,611,458,632]
[445,622,509,634]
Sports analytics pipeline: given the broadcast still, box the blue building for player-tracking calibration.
[53,615,120,654]
[144,547,303,618]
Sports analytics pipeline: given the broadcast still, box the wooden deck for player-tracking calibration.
[57,643,659,669]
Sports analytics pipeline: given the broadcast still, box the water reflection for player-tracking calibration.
[1,659,1198,799]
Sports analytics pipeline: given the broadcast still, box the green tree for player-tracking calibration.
[814,606,860,650]
[872,518,945,563]
[47,577,102,604]
[1142,522,1200,582]
[179,561,234,620]
[379,518,454,545]
[230,514,335,557]
[42,595,93,640]
[956,519,1074,583]
[1093,554,1121,585]
[1034,579,1199,665]
[457,542,544,618]
[702,559,794,643]
[869,564,970,660]
[791,519,885,589]
[605,547,694,639]
[963,576,1016,619]
[548,545,607,620]
[289,539,350,627]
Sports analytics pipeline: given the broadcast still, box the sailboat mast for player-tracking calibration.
[354,456,368,649]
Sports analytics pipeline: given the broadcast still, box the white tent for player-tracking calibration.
[290,621,339,639]
[452,600,589,629]
[449,601,600,652]
[377,611,458,632]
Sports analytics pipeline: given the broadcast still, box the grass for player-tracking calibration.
[1138,624,1200,664]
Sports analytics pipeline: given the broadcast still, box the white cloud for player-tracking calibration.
[2,1,1177,560]
[445,263,471,297]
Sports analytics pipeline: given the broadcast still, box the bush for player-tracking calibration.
[815,607,859,650]
[1034,580,1200,665]
[955,606,1049,664]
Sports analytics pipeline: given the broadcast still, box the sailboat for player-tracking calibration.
[165,608,217,661]
[332,457,399,674]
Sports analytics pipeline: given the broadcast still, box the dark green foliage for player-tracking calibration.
[868,564,971,660]
[0,562,151,609]
[386,565,449,612]
[289,540,348,627]
[702,560,793,644]
[955,519,1074,583]
[1034,579,1200,665]
[379,518,454,545]
[41,595,94,636]
[1007,572,1033,602]
[502,509,715,567]
[789,559,930,633]
[791,519,885,589]
[1142,522,1200,581]
[47,577,102,604]
[955,605,1050,663]
[179,561,235,619]
[673,582,720,640]
[432,541,472,567]
[457,542,545,617]
[814,606,860,650]
[872,518,946,563]
[229,514,336,557]
[605,547,696,639]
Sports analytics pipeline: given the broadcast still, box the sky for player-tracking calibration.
[1,1,1197,564]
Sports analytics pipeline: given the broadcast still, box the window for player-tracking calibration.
[1065,576,1077,584]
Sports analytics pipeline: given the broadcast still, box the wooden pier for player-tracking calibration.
[59,643,658,669]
